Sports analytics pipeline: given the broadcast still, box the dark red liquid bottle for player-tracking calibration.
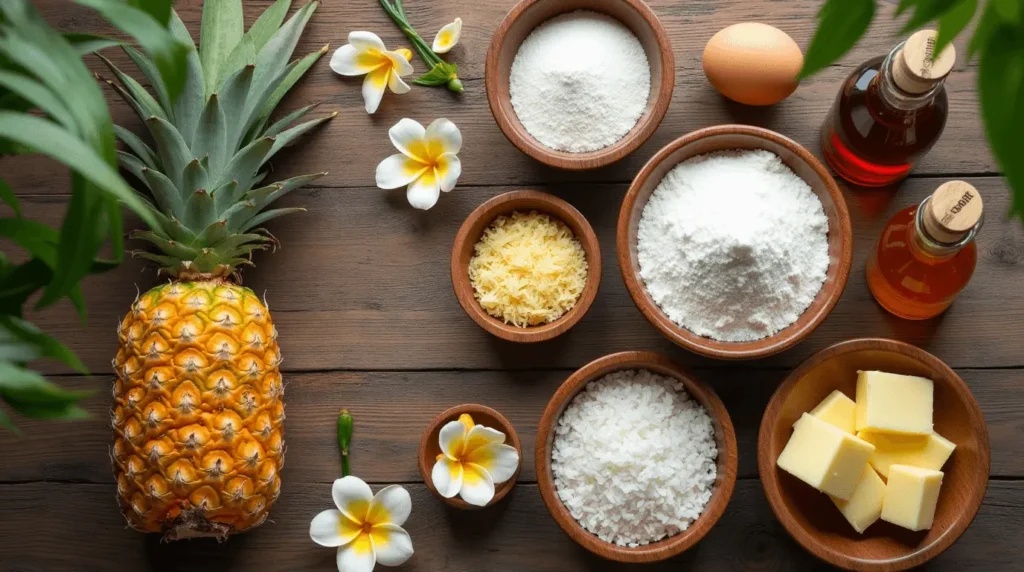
[821,30,955,187]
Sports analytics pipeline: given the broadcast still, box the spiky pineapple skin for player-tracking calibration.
[112,280,284,540]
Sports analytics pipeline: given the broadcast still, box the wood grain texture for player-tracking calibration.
[618,125,853,359]
[758,339,990,571]
[4,0,995,197]
[451,190,602,342]
[534,351,737,563]
[1,480,1021,571]
[11,178,1024,374]
[417,403,522,509]
[485,0,676,170]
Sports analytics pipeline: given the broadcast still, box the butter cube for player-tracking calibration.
[808,390,857,434]
[855,371,933,435]
[858,431,956,478]
[831,465,886,533]
[881,465,944,531]
[777,413,875,500]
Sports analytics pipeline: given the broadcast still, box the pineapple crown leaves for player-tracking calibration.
[102,0,334,278]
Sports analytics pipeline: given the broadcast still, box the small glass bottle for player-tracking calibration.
[821,30,956,187]
[866,181,983,320]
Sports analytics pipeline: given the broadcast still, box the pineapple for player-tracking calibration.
[106,1,332,540]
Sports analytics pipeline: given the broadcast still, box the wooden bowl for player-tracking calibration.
[535,351,738,562]
[617,124,853,360]
[485,0,675,170]
[758,338,991,571]
[419,404,523,510]
[451,190,602,343]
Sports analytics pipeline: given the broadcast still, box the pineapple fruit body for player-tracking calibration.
[113,280,284,540]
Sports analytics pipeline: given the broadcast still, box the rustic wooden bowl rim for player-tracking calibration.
[485,0,675,170]
[535,351,738,562]
[758,338,992,571]
[418,403,523,510]
[450,190,602,343]
[616,124,853,360]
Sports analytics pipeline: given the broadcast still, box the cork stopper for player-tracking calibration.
[893,30,956,94]
[922,181,983,244]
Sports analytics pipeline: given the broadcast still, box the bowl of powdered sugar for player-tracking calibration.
[617,124,853,360]
[485,0,674,170]
[535,351,738,563]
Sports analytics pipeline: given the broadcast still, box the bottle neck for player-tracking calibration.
[873,41,945,113]
[910,195,980,260]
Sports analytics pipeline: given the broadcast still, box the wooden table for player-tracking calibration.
[2,1,1022,570]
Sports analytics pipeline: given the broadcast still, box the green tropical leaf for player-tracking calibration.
[0,316,87,372]
[62,32,121,55]
[182,158,209,195]
[216,137,273,190]
[76,0,191,101]
[262,102,320,137]
[936,0,977,56]
[239,206,305,233]
[217,64,255,151]
[0,178,21,217]
[0,112,157,228]
[168,11,205,145]
[978,24,1024,216]
[0,406,16,432]
[0,361,92,409]
[254,45,327,133]
[97,54,167,121]
[200,0,244,96]
[222,33,256,81]
[142,167,185,218]
[969,1,1002,57]
[38,174,108,310]
[799,0,876,79]
[128,0,172,26]
[145,116,194,190]
[249,0,292,53]
[184,189,216,230]
[247,1,318,125]
[123,45,173,117]
[264,114,334,162]
[113,125,157,169]
[900,0,964,33]
[193,93,228,175]
[0,218,58,266]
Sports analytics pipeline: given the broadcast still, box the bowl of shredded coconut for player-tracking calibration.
[617,124,853,360]
[535,351,738,563]
[485,0,675,170]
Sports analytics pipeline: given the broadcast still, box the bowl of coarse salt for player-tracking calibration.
[617,124,854,360]
[535,351,738,563]
[485,0,675,170]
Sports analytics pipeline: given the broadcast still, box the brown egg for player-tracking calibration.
[702,23,803,106]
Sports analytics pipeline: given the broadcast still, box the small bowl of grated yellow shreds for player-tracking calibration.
[451,190,601,342]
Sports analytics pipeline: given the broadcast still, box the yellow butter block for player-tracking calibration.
[831,464,886,533]
[857,430,956,478]
[777,413,875,500]
[808,390,856,434]
[881,464,944,531]
[855,370,933,435]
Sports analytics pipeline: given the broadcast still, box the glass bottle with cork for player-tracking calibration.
[821,30,955,187]
[866,181,983,320]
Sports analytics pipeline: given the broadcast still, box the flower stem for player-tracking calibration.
[378,0,460,91]
[337,409,353,477]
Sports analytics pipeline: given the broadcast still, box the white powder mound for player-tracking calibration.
[509,11,651,153]
[637,150,830,342]
[551,370,718,547]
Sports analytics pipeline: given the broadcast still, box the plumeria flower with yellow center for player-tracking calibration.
[330,31,414,114]
[376,118,462,210]
[310,476,414,572]
[431,414,520,506]
[432,18,463,54]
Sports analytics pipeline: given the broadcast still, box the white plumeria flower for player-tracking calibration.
[376,118,462,210]
[310,476,414,572]
[432,18,463,54]
[330,31,414,114]
[431,414,519,506]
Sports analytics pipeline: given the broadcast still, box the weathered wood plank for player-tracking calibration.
[2,367,1020,484]
[0,480,1020,571]
[4,0,995,196]
[12,177,1024,374]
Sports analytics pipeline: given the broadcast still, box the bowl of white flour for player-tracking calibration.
[535,351,738,562]
[485,0,675,170]
[617,124,853,360]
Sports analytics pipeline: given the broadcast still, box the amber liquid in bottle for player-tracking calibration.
[822,45,949,187]
[866,200,978,320]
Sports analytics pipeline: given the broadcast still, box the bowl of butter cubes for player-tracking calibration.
[758,338,990,571]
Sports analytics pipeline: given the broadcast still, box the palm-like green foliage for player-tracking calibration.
[105,0,333,279]
[0,0,188,430]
